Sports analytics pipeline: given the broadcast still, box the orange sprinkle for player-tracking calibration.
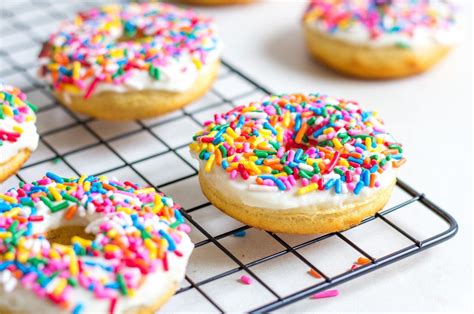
[215,147,222,166]
[102,183,116,191]
[357,257,371,265]
[369,173,376,187]
[65,205,78,220]
[12,216,27,223]
[263,158,280,165]
[308,268,322,279]
[393,158,407,168]
[256,177,264,185]
[295,123,308,144]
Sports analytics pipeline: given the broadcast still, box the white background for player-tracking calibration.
[195,1,473,312]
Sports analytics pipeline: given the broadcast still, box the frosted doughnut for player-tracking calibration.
[190,93,406,234]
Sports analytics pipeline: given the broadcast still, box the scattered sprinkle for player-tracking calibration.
[240,275,252,285]
[233,230,247,237]
[356,256,372,265]
[308,268,322,279]
[311,289,339,299]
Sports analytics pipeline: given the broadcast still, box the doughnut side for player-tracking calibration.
[0,149,31,183]
[199,170,396,234]
[53,59,220,121]
[303,24,452,79]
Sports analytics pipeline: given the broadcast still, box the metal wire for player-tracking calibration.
[0,1,458,312]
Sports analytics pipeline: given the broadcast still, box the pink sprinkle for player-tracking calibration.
[240,275,252,285]
[310,289,339,299]
[230,170,238,179]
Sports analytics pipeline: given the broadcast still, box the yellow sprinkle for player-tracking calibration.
[0,232,12,239]
[222,134,234,145]
[72,61,80,80]
[242,106,257,112]
[4,251,15,261]
[53,278,68,296]
[134,187,155,195]
[338,158,350,168]
[365,137,372,151]
[192,58,202,70]
[4,207,20,218]
[117,207,132,214]
[323,127,334,135]
[283,111,291,128]
[18,250,29,263]
[78,174,87,185]
[0,194,17,203]
[332,138,343,149]
[83,181,91,192]
[258,165,273,173]
[48,186,63,201]
[276,126,283,143]
[189,142,199,152]
[107,229,118,238]
[207,143,215,152]
[12,125,24,133]
[205,154,215,172]
[226,127,238,138]
[247,162,261,175]
[297,183,318,195]
[71,236,92,247]
[153,194,164,213]
[69,254,79,276]
[274,173,288,178]
[104,244,120,253]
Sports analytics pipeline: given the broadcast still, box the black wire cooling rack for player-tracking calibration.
[0,1,459,312]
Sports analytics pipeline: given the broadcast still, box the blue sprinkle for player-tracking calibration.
[324,178,336,190]
[46,172,64,183]
[263,121,277,135]
[159,230,176,251]
[335,179,342,194]
[348,156,363,165]
[369,165,379,173]
[233,230,247,237]
[354,181,365,195]
[72,303,84,314]
[274,178,286,191]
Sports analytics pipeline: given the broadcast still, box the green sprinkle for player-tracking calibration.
[283,165,293,175]
[50,201,70,213]
[117,274,128,296]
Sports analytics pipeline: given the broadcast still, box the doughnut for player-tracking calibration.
[0,84,39,183]
[0,173,193,313]
[38,3,221,121]
[303,0,458,79]
[190,93,406,234]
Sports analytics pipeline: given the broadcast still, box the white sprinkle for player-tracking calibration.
[298,163,314,172]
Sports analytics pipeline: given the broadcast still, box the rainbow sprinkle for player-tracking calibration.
[0,173,191,313]
[304,0,457,45]
[38,3,219,98]
[0,84,37,152]
[190,94,405,196]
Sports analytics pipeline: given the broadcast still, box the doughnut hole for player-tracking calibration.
[46,225,94,246]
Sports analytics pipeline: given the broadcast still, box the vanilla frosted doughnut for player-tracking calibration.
[0,84,39,183]
[190,94,406,234]
[39,3,221,120]
[0,173,193,313]
[303,0,459,79]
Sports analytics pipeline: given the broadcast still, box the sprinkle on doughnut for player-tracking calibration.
[38,2,219,98]
[190,93,405,196]
[0,173,190,313]
[303,0,457,46]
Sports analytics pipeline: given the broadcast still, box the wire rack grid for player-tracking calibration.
[0,1,458,313]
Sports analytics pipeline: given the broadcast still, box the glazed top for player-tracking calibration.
[38,2,220,98]
[0,173,191,313]
[0,84,39,164]
[190,94,406,198]
[303,0,458,48]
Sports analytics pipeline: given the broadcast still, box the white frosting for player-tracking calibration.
[309,21,460,48]
[0,188,193,313]
[198,160,397,210]
[0,112,39,164]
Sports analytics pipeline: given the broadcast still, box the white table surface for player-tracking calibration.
[194,1,473,312]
